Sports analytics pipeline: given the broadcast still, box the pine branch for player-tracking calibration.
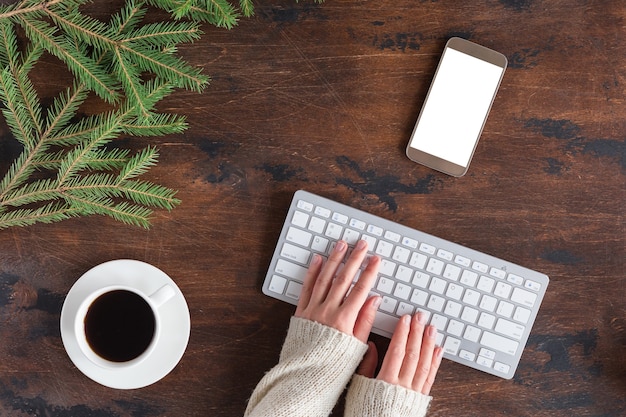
[0,0,287,229]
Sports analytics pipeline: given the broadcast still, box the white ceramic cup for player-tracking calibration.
[74,284,176,369]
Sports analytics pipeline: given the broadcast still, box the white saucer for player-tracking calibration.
[60,260,191,389]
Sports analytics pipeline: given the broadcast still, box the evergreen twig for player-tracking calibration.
[0,0,256,229]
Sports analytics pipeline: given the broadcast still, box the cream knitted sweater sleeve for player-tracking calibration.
[245,316,433,417]
[244,316,368,417]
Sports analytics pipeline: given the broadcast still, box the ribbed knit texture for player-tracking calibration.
[345,374,431,417]
[244,317,368,417]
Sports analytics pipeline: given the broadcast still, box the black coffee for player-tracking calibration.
[84,290,155,362]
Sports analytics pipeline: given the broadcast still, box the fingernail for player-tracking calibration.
[356,239,367,250]
[311,254,321,265]
[372,296,381,309]
[428,325,437,338]
[403,315,411,325]
[335,241,346,252]
[416,311,428,325]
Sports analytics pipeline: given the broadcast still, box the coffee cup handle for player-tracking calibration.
[149,284,176,308]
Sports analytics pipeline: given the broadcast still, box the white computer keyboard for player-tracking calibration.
[262,190,549,379]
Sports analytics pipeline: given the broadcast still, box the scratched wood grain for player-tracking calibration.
[0,0,624,416]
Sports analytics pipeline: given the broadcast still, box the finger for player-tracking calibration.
[326,240,369,305]
[295,254,323,316]
[377,315,411,384]
[341,254,379,315]
[309,240,347,304]
[353,295,381,342]
[397,312,428,385]
[356,341,378,378]
[411,324,438,392]
[421,346,443,396]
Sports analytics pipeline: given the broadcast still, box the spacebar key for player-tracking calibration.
[373,312,400,335]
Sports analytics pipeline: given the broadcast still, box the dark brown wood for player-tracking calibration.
[1,1,624,416]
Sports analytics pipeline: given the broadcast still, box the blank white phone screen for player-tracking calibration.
[410,48,504,167]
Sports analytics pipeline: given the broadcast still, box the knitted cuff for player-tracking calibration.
[280,316,368,367]
[345,374,432,417]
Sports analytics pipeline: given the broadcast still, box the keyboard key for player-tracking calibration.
[375,240,394,257]
[443,337,461,355]
[460,270,478,286]
[402,237,418,248]
[377,277,395,294]
[361,235,377,252]
[478,312,496,329]
[431,314,448,331]
[477,276,495,292]
[446,283,464,300]
[511,288,538,307]
[286,226,312,247]
[447,320,464,337]
[308,217,326,233]
[507,273,524,285]
[268,275,287,294]
[495,318,525,340]
[367,224,383,236]
[472,261,488,273]
[494,282,512,298]
[444,300,462,318]
[275,259,308,282]
[380,296,397,313]
[477,356,494,368]
[384,230,401,242]
[443,264,461,281]
[280,243,311,264]
[315,206,331,217]
[332,212,348,224]
[463,289,481,306]
[285,281,303,300]
[395,265,413,282]
[481,332,519,356]
[427,295,445,312]
[397,302,414,316]
[350,218,366,230]
[373,312,400,334]
[342,228,360,245]
[496,301,515,318]
[494,362,511,374]
[394,283,412,300]
[459,349,476,361]
[513,307,531,324]
[325,223,343,239]
[479,348,496,360]
[426,258,445,275]
[379,259,396,277]
[461,307,479,323]
[297,200,313,212]
[419,243,436,254]
[437,249,453,261]
[409,252,427,269]
[489,267,506,279]
[463,325,481,343]
[311,236,329,253]
[524,280,541,292]
[454,255,471,267]
[292,211,309,228]
[429,277,447,294]
[410,289,428,306]
[412,271,430,288]
[392,246,411,263]
[479,295,498,312]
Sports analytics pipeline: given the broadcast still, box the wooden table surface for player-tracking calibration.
[1,1,624,416]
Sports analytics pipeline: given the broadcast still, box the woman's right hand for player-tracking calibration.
[357,312,443,396]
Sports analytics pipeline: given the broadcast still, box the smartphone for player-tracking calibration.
[406,37,507,177]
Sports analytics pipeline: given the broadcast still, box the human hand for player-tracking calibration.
[295,239,381,343]
[357,312,443,396]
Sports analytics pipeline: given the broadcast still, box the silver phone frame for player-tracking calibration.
[406,37,508,177]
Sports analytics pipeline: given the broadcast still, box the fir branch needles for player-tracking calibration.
[0,0,254,229]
